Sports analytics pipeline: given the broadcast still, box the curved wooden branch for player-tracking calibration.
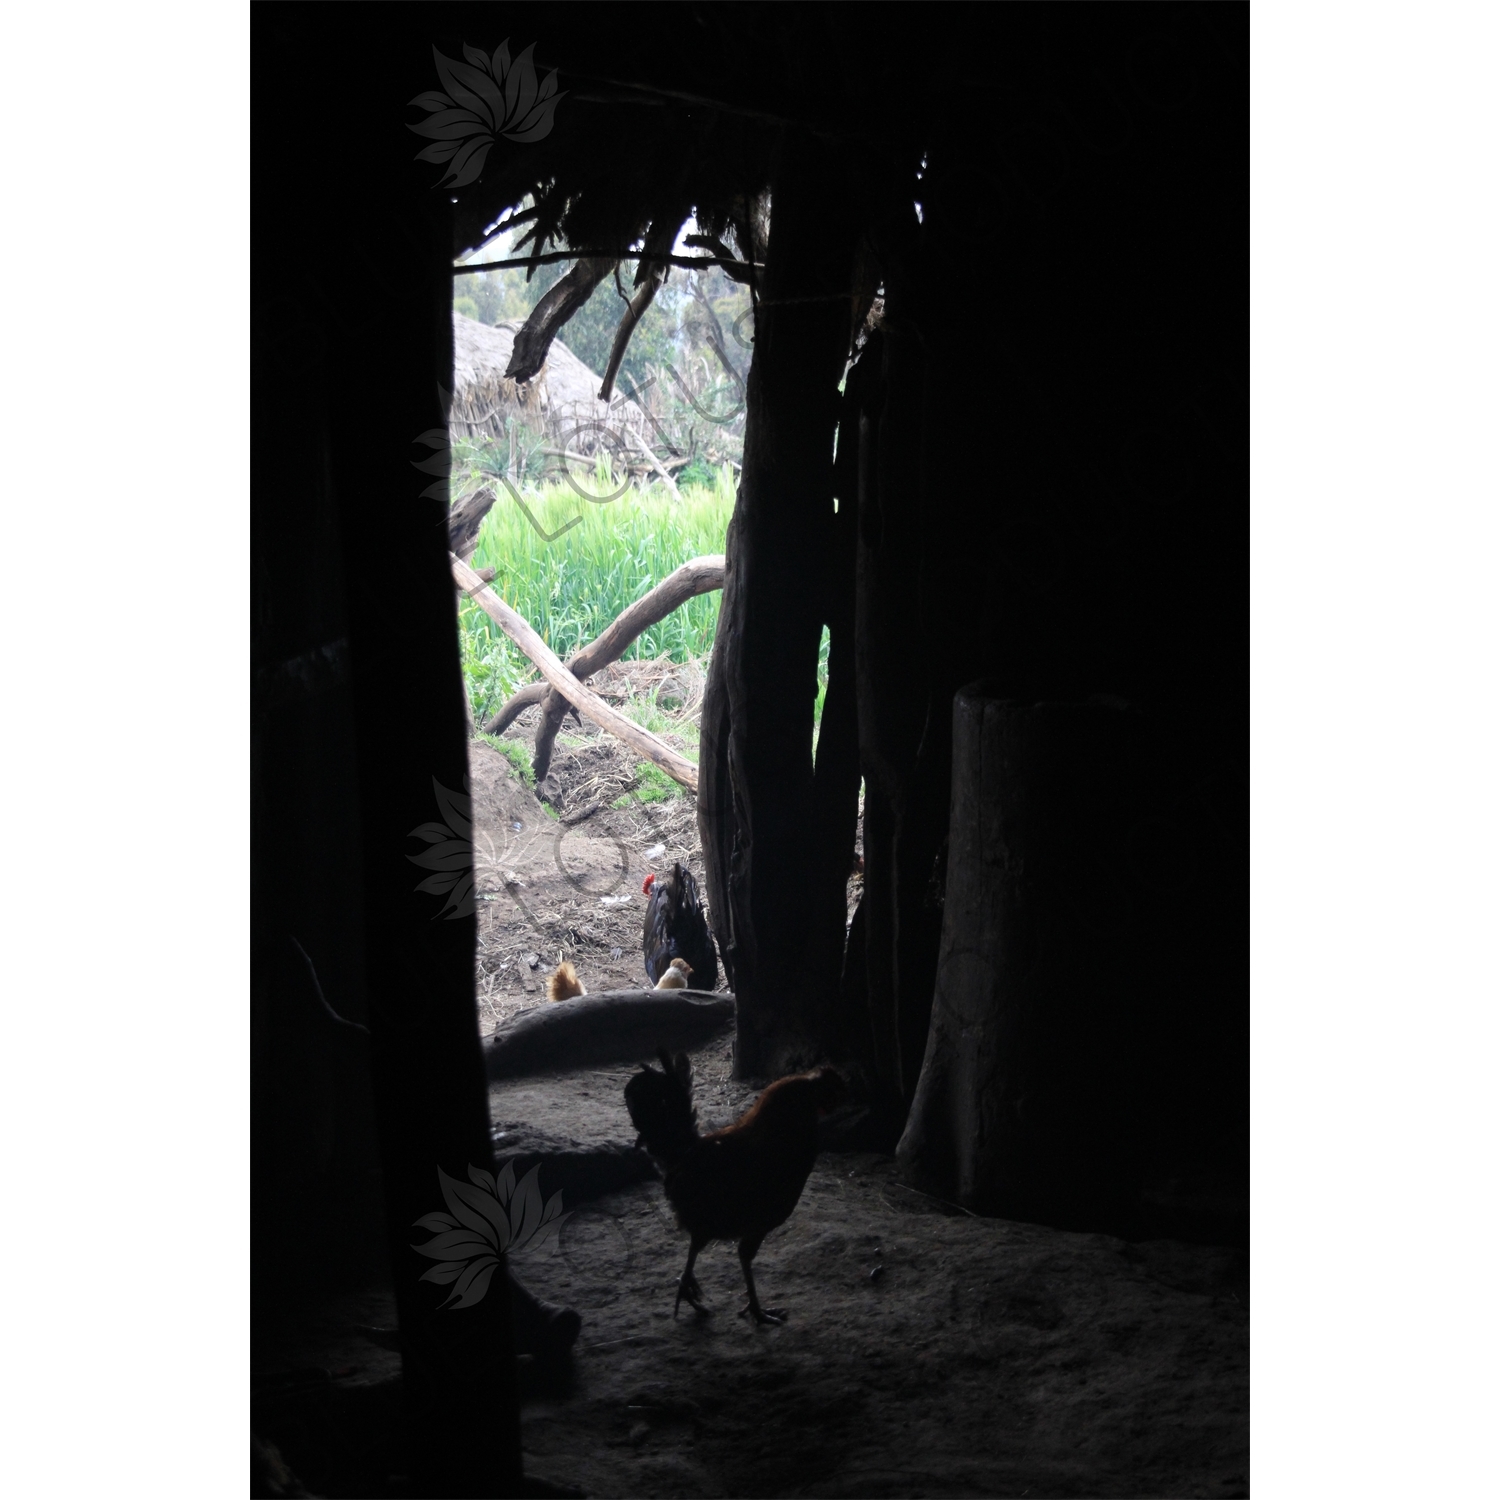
[598,273,661,403]
[504,255,618,383]
[484,679,550,736]
[598,212,685,402]
[531,555,723,781]
[482,556,726,771]
[689,276,747,396]
[453,555,704,792]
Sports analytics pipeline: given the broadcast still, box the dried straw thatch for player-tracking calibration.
[451,312,649,452]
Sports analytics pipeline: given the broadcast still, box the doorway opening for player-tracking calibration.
[447,209,770,1031]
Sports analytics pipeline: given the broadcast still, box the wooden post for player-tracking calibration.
[896,687,1144,1228]
[699,130,860,1078]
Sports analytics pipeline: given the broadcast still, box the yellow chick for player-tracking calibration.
[547,960,587,1001]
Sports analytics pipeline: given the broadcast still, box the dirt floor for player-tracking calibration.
[493,1041,1249,1500]
[467,661,863,1025]
[253,688,1248,1498]
[468,660,732,1026]
[256,1030,1249,1498]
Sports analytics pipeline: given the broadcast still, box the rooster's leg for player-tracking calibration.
[735,1236,786,1324]
[674,1236,709,1317]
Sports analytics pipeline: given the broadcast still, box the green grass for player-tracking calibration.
[611,762,680,808]
[621,695,680,741]
[456,466,735,724]
[479,734,536,787]
[456,462,833,749]
[814,624,831,729]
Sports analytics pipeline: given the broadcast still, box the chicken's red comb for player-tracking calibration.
[642,872,656,894]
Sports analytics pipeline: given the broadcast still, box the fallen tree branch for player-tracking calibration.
[482,556,725,769]
[453,554,704,793]
[515,557,722,780]
[485,680,551,735]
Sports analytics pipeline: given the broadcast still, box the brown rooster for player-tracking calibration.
[624,1048,846,1323]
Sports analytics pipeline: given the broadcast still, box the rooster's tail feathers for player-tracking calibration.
[659,1046,692,1090]
[624,1048,699,1164]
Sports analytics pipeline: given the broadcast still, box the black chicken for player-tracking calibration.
[641,861,717,991]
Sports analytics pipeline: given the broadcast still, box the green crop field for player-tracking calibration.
[456,465,736,726]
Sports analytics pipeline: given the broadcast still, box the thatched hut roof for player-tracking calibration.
[450,312,648,450]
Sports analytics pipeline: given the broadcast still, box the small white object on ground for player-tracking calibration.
[645,843,666,861]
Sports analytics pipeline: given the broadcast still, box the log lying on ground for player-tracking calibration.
[481,556,725,783]
[483,990,734,1080]
[452,554,704,792]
